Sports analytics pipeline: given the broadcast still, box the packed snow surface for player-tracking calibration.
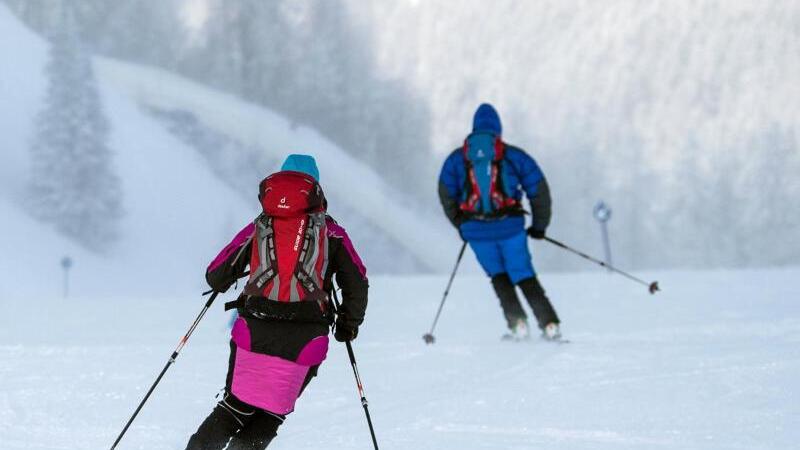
[1,268,797,449]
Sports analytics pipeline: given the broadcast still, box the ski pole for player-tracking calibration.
[330,289,380,450]
[422,241,468,344]
[542,236,659,294]
[110,291,220,450]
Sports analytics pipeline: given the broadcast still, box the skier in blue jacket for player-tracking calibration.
[438,103,561,340]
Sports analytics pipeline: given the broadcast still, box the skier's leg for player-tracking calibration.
[226,365,319,449]
[467,239,504,278]
[518,276,560,330]
[497,231,536,285]
[187,342,257,450]
[491,273,527,328]
[225,411,283,450]
[185,393,256,450]
[498,232,559,329]
[469,238,520,326]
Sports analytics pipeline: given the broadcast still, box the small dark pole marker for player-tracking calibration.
[593,201,612,272]
[61,256,73,298]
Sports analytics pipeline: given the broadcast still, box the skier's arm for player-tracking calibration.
[511,148,552,231]
[438,152,463,228]
[327,225,369,329]
[528,177,552,231]
[438,182,462,227]
[206,223,254,292]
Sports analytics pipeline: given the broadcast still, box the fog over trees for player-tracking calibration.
[6,0,431,192]
[27,6,121,252]
[7,0,799,270]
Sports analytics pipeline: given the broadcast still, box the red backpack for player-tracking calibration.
[243,171,329,305]
[459,132,522,218]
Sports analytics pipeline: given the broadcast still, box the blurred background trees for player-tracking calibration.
[6,0,799,270]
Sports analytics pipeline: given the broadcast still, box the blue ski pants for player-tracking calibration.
[468,231,536,284]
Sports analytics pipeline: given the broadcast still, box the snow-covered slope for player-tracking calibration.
[0,197,102,299]
[1,268,797,449]
[0,3,462,292]
[0,4,253,297]
[0,3,46,200]
[94,57,458,272]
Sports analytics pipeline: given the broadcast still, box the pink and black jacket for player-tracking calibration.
[207,215,368,326]
[205,216,368,415]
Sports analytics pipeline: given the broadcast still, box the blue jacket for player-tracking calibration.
[438,143,551,241]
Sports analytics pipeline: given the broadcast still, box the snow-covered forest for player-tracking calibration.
[26,7,122,252]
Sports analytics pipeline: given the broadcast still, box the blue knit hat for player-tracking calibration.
[472,103,502,135]
[281,154,320,181]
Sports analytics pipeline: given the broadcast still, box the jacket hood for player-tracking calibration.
[472,103,502,135]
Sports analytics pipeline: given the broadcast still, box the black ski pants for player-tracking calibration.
[491,273,559,329]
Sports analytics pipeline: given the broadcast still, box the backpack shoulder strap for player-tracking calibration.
[244,214,279,295]
[293,212,329,305]
[493,136,506,161]
[460,137,481,212]
[460,137,472,165]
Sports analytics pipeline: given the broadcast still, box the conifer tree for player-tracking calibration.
[28,6,122,252]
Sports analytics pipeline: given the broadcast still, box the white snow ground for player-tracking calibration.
[1,268,798,450]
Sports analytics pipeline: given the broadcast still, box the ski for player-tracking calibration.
[499,335,571,344]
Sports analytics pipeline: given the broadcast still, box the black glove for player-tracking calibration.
[527,226,546,240]
[334,316,359,342]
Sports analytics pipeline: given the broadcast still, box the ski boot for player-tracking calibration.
[502,318,531,341]
[541,322,562,341]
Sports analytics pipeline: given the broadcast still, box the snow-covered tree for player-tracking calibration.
[28,6,122,252]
